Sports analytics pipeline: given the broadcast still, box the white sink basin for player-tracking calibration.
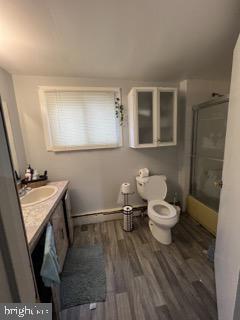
[21,185,58,207]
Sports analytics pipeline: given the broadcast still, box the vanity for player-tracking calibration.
[22,181,70,252]
[21,180,72,317]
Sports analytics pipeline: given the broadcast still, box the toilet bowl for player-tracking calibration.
[148,199,180,244]
[136,174,180,245]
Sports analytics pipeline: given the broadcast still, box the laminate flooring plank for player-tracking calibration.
[108,229,126,294]
[79,304,91,320]
[115,220,125,241]
[116,292,133,320]
[138,243,184,319]
[175,223,211,261]
[104,244,116,292]
[92,222,103,245]
[156,250,201,320]
[124,236,143,277]
[68,306,81,320]
[133,243,166,307]
[159,244,214,320]
[155,305,173,320]
[90,302,105,320]
[117,239,137,320]
[134,276,159,320]
[192,281,218,320]
[105,292,118,320]
[133,217,150,244]
[187,258,216,299]
[166,243,198,283]
[128,277,146,320]
[181,214,213,242]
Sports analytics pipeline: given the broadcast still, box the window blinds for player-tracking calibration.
[43,89,120,150]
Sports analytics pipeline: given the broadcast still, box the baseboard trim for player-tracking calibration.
[72,204,147,226]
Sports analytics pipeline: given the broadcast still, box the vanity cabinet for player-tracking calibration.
[51,201,69,271]
[128,87,177,148]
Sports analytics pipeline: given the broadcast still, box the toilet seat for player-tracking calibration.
[148,200,177,220]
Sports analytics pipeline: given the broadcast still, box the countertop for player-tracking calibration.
[21,180,69,252]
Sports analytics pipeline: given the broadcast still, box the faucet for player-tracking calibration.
[18,185,31,197]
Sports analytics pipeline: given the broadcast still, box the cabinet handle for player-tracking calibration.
[214,180,223,189]
[61,228,64,239]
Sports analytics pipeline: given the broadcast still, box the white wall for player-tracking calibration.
[13,75,231,215]
[215,35,240,320]
[0,68,26,174]
[13,75,181,215]
[177,79,230,209]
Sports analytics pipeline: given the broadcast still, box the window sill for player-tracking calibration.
[47,144,122,152]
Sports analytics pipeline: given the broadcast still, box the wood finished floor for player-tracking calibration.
[61,214,217,320]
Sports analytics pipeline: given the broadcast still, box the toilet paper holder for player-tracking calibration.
[122,191,135,206]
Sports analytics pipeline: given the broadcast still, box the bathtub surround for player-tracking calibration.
[177,79,230,210]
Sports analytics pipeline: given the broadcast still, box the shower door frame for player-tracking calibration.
[188,96,229,235]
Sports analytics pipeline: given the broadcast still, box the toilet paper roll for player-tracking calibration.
[121,182,131,194]
[139,168,149,178]
[117,182,131,205]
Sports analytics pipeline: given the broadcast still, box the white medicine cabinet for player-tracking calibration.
[128,87,177,148]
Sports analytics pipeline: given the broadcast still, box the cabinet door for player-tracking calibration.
[51,201,68,271]
[158,88,177,145]
[136,89,157,147]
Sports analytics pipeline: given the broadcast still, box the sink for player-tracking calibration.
[21,185,58,207]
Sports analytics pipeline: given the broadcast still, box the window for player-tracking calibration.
[39,87,122,151]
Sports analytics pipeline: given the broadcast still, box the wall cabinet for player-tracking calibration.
[128,87,177,148]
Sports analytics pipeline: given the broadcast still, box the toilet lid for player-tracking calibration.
[145,175,167,201]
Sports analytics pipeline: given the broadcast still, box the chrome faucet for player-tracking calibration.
[18,185,31,197]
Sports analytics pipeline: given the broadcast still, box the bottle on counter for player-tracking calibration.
[25,164,33,181]
[32,169,39,180]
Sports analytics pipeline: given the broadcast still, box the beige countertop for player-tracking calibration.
[21,180,69,252]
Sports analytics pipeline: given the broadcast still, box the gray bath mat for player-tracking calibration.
[60,245,106,310]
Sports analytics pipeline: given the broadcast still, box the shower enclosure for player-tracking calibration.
[187,96,229,234]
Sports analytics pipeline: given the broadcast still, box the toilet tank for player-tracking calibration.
[136,176,150,200]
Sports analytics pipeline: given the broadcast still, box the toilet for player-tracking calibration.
[136,174,180,245]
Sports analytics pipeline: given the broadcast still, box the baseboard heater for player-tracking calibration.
[72,205,147,218]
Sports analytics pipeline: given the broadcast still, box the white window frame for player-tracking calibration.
[39,86,123,152]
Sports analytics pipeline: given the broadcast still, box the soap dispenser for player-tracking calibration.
[25,165,32,181]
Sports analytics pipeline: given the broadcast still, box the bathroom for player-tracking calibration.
[0,1,240,320]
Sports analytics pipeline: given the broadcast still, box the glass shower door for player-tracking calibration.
[190,99,228,212]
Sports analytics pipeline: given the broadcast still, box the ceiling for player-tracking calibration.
[0,0,239,81]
